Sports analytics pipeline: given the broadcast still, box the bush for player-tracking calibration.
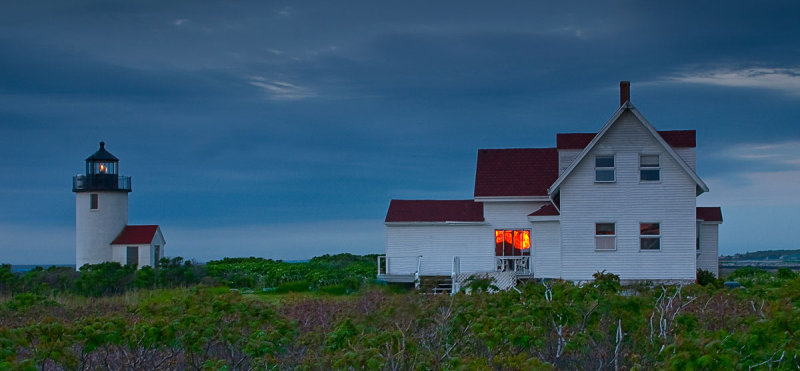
[275,281,310,294]
[0,264,17,295]
[696,269,721,288]
[3,293,57,311]
[74,262,135,297]
[776,267,797,280]
[463,275,497,293]
[592,270,621,293]
[319,284,348,295]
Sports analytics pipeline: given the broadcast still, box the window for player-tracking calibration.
[93,162,116,174]
[640,154,660,181]
[90,194,98,210]
[595,223,616,250]
[696,221,702,251]
[494,229,531,257]
[595,155,615,182]
[640,223,661,250]
[127,246,139,267]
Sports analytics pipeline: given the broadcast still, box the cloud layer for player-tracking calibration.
[671,68,800,97]
[1,0,799,262]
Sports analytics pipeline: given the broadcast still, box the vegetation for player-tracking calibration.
[721,249,800,261]
[205,253,376,292]
[1,257,799,369]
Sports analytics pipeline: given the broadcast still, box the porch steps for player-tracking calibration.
[418,275,454,294]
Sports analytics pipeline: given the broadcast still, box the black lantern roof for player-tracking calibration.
[85,141,118,162]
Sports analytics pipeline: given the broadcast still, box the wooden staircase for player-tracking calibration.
[418,275,454,294]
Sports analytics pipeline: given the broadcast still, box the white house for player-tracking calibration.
[73,142,166,269]
[379,82,722,288]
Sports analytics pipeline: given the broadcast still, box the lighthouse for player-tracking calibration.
[73,142,164,270]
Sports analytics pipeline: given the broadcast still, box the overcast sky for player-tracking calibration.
[2,0,799,264]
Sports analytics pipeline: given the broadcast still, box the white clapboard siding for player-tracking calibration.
[674,147,696,172]
[558,149,581,175]
[385,224,493,275]
[561,145,693,175]
[532,221,561,278]
[559,111,697,281]
[484,201,546,227]
[696,223,719,276]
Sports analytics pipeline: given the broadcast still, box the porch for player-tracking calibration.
[376,255,533,292]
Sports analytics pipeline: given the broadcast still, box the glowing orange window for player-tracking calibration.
[494,229,530,256]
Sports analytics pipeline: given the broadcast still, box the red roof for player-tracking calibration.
[696,207,723,222]
[529,203,559,216]
[556,133,596,149]
[474,148,558,197]
[557,130,696,149]
[111,225,160,244]
[385,200,484,223]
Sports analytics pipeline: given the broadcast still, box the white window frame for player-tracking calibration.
[595,222,616,251]
[595,154,616,183]
[640,222,661,251]
[639,154,661,182]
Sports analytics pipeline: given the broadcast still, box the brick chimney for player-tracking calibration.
[620,81,630,106]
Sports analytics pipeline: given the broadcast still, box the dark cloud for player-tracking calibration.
[1,0,800,262]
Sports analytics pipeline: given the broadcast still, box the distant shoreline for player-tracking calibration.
[9,259,311,273]
[10,264,76,273]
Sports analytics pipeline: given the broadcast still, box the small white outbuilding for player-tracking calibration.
[111,225,166,268]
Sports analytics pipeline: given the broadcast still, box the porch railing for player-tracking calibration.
[451,256,461,294]
[376,255,422,277]
[495,256,532,275]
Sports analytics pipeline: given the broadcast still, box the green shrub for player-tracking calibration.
[319,284,348,295]
[696,269,721,288]
[4,293,57,311]
[275,281,310,294]
[776,267,797,280]
[592,270,621,292]
[463,275,497,293]
[0,264,17,295]
[74,262,135,297]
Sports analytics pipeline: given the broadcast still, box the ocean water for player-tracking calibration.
[11,264,75,273]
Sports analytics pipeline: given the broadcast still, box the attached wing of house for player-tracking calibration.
[381,82,723,287]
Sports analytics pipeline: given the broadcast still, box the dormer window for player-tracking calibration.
[595,155,615,182]
[640,154,660,182]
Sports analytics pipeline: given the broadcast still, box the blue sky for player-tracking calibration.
[1,1,799,263]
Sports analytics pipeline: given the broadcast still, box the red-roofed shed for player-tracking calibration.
[110,225,166,268]
[112,225,160,244]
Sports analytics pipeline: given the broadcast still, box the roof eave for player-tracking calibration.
[385,221,486,226]
[474,196,550,202]
[527,215,560,222]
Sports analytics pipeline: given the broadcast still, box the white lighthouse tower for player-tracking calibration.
[73,142,131,269]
